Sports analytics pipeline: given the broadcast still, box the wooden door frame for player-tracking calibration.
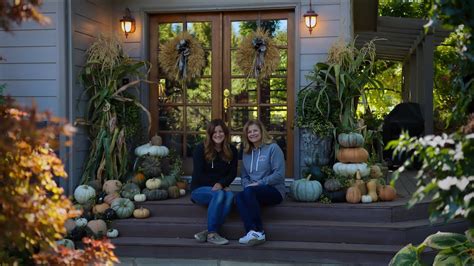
[149,10,295,177]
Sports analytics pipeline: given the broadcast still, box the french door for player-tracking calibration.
[149,11,294,176]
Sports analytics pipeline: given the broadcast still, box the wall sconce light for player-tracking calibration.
[120,8,136,38]
[304,0,318,34]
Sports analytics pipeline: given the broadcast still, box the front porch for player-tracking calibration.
[110,171,469,265]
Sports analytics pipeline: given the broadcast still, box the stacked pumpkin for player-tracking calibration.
[133,135,187,201]
[332,132,369,204]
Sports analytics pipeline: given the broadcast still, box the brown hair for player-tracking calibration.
[242,119,273,154]
[204,119,233,162]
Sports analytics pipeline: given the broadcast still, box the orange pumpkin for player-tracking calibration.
[104,192,120,205]
[132,172,146,188]
[346,187,362,203]
[92,203,110,214]
[176,181,187,190]
[336,147,369,163]
[378,185,397,201]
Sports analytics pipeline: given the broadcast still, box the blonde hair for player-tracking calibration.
[242,119,273,154]
[204,119,233,162]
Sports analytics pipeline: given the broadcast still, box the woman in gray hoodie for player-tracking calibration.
[235,119,285,246]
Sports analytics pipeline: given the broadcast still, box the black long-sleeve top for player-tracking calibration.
[190,143,238,191]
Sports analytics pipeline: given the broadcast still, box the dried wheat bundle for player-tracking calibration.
[159,32,205,83]
[235,28,280,80]
[85,34,125,71]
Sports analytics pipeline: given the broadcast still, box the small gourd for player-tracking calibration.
[111,198,135,218]
[133,207,150,219]
[176,181,187,190]
[370,165,384,179]
[346,186,361,203]
[353,171,367,195]
[361,194,373,203]
[102,180,122,195]
[290,174,323,202]
[366,179,378,202]
[179,189,186,196]
[103,208,117,220]
[74,217,88,227]
[131,172,146,188]
[74,185,96,204]
[106,228,119,238]
[146,178,162,190]
[134,193,146,202]
[87,219,107,236]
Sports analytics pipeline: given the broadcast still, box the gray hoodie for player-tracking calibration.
[240,142,286,199]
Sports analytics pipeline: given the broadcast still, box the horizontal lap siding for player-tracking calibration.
[70,0,113,188]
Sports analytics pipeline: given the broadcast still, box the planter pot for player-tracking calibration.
[324,189,347,203]
[300,128,333,166]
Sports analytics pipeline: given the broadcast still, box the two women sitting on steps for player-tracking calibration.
[190,119,285,246]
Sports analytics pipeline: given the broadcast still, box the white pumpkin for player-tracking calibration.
[74,185,96,204]
[179,189,186,196]
[134,193,146,202]
[107,228,119,238]
[361,194,373,203]
[146,178,161,189]
[332,162,370,178]
[74,217,88,227]
[135,143,169,157]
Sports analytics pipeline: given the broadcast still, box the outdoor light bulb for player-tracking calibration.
[305,15,317,29]
[122,21,133,33]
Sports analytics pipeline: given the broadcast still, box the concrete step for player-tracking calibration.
[111,216,468,246]
[111,236,405,265]
[134,194,430,223]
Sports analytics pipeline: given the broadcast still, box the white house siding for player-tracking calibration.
[111,0,352,178]
[69,0,113,192]
[0,0,64,116]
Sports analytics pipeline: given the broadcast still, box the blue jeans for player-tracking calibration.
[191,186,234,233]
[235,185,282,233]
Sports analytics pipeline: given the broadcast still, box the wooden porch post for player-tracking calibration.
[421,33,434,134]
[409,52,417,102]
[401,62,410,102]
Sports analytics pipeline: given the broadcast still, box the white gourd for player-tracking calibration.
[135,143,170,157]
[332,162,370,177]
[74,185,96,204]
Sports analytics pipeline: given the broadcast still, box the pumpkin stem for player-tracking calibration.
[306,174,312,181]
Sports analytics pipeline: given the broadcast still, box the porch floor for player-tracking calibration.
[112,171,468,265]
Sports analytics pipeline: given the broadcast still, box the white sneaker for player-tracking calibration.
[238,230,266,246]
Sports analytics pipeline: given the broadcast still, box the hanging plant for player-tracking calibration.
[235,28,280,80]
[159,32,206,86]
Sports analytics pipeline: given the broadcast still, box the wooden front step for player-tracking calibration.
[110,195,469,264]
[112,237,404,265]
[132,195,430,223]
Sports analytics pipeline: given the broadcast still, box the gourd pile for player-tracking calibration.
[65,135,187,242]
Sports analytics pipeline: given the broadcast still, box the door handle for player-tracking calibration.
[223,89,230,111]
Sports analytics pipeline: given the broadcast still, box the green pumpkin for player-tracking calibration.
[167,186,180,199]
[290,175,322,202]
[121,183,141,200]
[159,175,176,189]
[338,132,364,148]
[142,188,168,201]
[324,178,342,192]
[110,198,135,218]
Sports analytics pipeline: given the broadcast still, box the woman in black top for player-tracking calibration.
[191,119,238,245]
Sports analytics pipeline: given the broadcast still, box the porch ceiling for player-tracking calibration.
[355,16,452,62]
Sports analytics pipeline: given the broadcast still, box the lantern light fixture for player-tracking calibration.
[303,0,318,34]
[120,8,136,38]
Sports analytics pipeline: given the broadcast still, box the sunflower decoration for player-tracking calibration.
[159,32,206,86]
[235,28,280,80]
